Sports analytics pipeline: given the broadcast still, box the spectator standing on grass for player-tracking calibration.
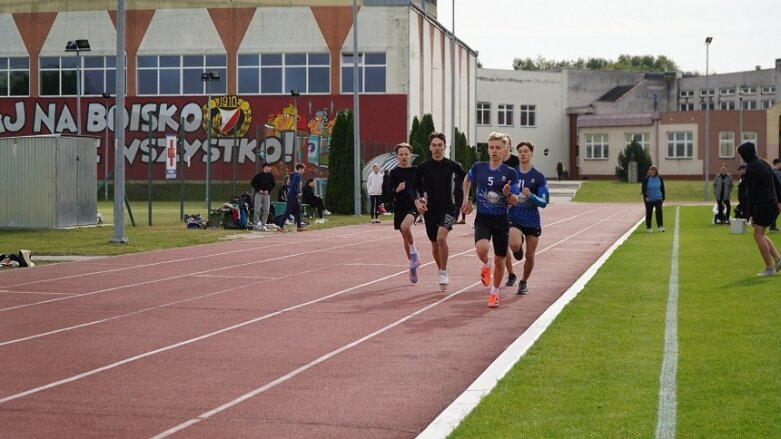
[641,165,665,232]
[713,163,734,224]
[388,143,422,284]
[250,163,275,231]
[736,142,781,276]
[556,161,564,181]
[367,164,384,224]
[275,163,307,232]
[412,132,467,291]
[734,164,748,219]
[507,140,549,296]
[302,179,330,224]
[461,132,518,308]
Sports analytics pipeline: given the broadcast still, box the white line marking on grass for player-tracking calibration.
[655,206,680,439]
[417,214,644,439]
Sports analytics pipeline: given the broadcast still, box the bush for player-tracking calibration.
[615,141,652,182]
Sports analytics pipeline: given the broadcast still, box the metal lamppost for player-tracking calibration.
[450,0,456,161]
[703,36,713,201]
[290,89,300,168]
[738,91,744,144]
[145,110,157,226]
[65,39,91,135]
[102,92,112,200]
[201,71,220,215]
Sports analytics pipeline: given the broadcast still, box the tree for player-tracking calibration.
[615,140,653,182]
[324,110,356,213]
[454,128,477,172]
[408,113,436,163]
[512,54,678,72]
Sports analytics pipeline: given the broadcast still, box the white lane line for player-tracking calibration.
[0,229,378,290]
[0,290,76,296]
[151,207,638,438]
[417,211,644,439]
[655,206,680,439]
[0,232,392,313]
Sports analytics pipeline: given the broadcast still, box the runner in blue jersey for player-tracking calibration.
[461,132,518,308]
[508,140,549,295]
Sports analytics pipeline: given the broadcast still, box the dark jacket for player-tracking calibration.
[250,172,275,193]
[737,142,781,218]
[302,184,318,205]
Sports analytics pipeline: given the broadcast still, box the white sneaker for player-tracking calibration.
[324,209,332,215]
[658,226,665,232]
[315,218,325,224]
[438,270,449,291]
[758,267,776,277]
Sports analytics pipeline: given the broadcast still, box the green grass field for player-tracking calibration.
[449,206,781,438]
[572,180,729,203]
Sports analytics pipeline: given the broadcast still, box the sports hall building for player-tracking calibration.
[0,1,477,181]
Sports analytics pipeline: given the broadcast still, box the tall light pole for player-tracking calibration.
[738,92,744,144]
[352,0,361,216]
[450,0,456,161]
[201,71,220,215]
[102,92,112,200]
[703,36,713,201]
[65,39,91,135]
[290,89,300,169]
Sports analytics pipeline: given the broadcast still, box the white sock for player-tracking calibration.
[483,258,492,268]
[490,286,499,294]
[409,244,418,255]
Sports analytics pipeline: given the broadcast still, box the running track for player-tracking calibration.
[0,202,642,438]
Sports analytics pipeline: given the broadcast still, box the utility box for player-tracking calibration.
[730,218,747,234]
[0,136,98,229]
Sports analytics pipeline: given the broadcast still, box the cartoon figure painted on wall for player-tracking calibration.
[265,102,298,136]
[306,109,336,166]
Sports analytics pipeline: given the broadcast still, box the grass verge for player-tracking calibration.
[572,180,731,203]
[449,206,780,438]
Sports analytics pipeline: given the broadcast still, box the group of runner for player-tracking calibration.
[387,131,549,308]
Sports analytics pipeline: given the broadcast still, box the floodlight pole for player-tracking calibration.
[703,36,713,201]
[202,71,219,215]
[103,92,112,200]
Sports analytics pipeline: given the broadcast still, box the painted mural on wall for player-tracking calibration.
[0,94,408,181]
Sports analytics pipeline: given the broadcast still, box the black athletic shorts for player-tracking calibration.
[474,213,510,257]
[393,201,419,230]
[424,205,457,242]
[751,202,779,227]
[510,223,542,237]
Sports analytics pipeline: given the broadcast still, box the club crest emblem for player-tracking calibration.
[202,95,252,138]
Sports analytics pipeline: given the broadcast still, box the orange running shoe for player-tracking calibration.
[480,264,491,287]
[487,293,499,308]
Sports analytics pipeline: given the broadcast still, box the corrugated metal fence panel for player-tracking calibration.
[0,137,97,229]
[0,139,57,228]
[77,139,98,226]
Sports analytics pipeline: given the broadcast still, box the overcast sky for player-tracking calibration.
[435,0,779,74]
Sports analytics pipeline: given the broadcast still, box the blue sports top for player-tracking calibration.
[508,166,549,227]
[466,161,518,216]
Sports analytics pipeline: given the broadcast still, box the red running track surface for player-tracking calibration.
[0,203,642,438]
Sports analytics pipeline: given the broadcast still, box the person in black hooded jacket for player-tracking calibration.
[736,142,781,276]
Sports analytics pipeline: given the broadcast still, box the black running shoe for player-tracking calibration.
[517,280,528,295]
[513,246,524,261]
[505,273,517,286]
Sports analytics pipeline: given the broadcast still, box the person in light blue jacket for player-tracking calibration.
[641,165,666,232]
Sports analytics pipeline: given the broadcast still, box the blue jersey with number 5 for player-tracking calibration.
[466,162,518,216]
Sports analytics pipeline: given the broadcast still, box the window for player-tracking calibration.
[741,131,757,144]
[497,104,513,126]
[137,54,226,95]
[476,102,491,125]
[238,52,329,94]
[625,132,649,150]
[719,101,736,110]
[341,52,386,93]
[584,134,608,159]
[519,104,536,127]
[761,85,776,94]
[679,102,694,111]
[0,57,29,96]
[741,100,757,110]
[761,99,775,109]
[666,131,693,159]
[719,87,736,96]
[679,90,694,98]
[699,101,715,110]
[718,131,735,158]
[740,86,756,95]
[699,89,715,97]
[40,55,116,96]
